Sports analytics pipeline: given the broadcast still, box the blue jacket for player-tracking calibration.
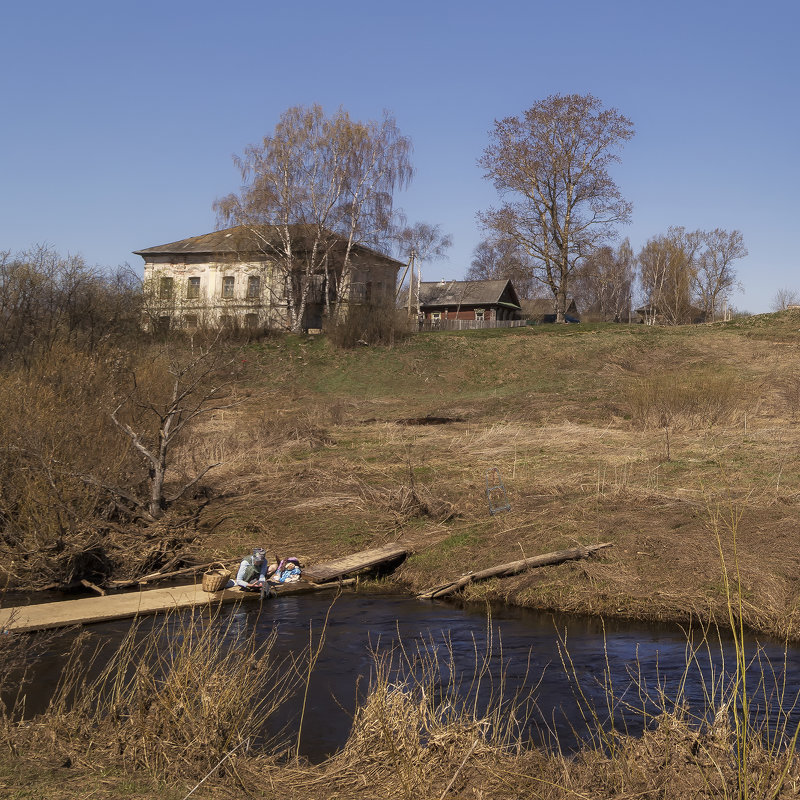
[235,555,269,587]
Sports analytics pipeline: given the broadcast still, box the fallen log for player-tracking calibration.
[417,542,613,599]
[80,579,106,596]
[108,560,229,590]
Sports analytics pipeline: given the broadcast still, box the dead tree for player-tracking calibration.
[109,341,239,520]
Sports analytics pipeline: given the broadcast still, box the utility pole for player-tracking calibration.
[406,249,416,318]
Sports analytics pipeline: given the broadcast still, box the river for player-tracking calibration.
[9,592,800,762]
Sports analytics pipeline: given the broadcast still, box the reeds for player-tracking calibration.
[1,604,301,785]
[325,615,539,800]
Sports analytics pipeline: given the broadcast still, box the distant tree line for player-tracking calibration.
[472,93,748,324]
[0,246,142,366]
[468,226,747,323]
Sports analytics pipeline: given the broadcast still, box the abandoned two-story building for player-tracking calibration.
[134,225,404,333]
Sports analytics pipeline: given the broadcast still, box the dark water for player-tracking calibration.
[11,593,800,762]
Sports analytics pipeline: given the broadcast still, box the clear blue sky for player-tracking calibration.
[1,0,797,313]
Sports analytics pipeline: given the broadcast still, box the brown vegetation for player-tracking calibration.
[2,607,799,800]
[6,311,800,644]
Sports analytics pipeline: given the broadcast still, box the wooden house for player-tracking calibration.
[417,279,522,327]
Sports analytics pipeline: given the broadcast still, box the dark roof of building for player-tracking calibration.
[418,279,520,308]
[521,297,579,316]
[134,225,403,268]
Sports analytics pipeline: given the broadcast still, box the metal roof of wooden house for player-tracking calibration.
[418,279,520,308]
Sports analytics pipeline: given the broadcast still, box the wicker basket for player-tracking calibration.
[201,563,232,593]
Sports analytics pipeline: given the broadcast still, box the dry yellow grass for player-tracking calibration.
[168,314,800,641]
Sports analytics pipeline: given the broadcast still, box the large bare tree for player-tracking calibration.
[478,94,634,322]
[214,105,413,331]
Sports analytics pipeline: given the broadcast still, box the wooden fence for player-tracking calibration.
[415,319,528,332]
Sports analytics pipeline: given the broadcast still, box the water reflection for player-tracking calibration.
[10,593,800,763]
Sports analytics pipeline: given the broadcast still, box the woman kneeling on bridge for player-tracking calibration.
[234,548,275,591]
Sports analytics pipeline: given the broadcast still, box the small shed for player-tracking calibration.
[521,298,581,323]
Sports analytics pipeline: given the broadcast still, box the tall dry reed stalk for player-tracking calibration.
[708,498,800,799]
[329,614,538,800]
[1,604,302,785]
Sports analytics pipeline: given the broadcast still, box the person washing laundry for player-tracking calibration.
[234,548,274,590]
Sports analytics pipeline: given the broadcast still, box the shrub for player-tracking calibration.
[326,302,411,348]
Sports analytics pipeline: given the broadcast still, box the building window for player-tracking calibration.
[245,313,259,329]
[159,277,173,299]
[184,314,198,329]
[431,312,441,321]
[155,315,171,335]
[475,308,485,321]
[220,314,232,328]
[247,275,261,298]
[187,277,200,299]
[222,276,235,298]
[350,282,365,301]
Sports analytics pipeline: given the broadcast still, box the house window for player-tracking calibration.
[475,309,485,321]
[184,314,198,329]
[431,312,441,321]
[245,313,259,329]
[247,275,261,298]
[350,282,365,301]
[155,315,171,335]
[220,314,232,328]
[222,276,235,298]
[187,277,200,299]
[159,277,173,299]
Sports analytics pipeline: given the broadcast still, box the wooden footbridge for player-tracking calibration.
[0,543,409,634]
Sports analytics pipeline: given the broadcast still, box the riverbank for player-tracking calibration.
[6,306,800,796]
[6,313,800,643]
[178,313,800,643]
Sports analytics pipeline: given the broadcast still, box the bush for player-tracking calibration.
[325,302,411,348]
[628,371,745,430]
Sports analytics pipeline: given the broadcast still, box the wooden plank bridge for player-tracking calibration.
[0,543,409,634]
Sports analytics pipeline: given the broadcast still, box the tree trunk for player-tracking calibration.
[149,464,165,518]
[555,284,567,323]
[417,543,612,599]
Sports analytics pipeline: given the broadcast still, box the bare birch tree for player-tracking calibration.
[572,239,634,321]
[638,227,745,324]
[478,94,634,322]
[772,288,800,311]
[694,228,746,321]
[394,222,452,316]
[638,228,701,324]
[214,105,413,331]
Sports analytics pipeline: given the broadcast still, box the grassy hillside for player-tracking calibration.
[183,312,800,640]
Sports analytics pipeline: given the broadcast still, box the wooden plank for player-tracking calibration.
[0,542,410,634]
[417,543,613,599]
[0,578,357,634]
[301,543,408,583]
